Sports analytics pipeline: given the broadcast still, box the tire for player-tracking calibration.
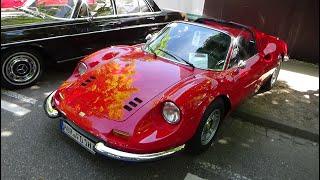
[1,48,43,89]
[186,98,225,154]
[263,59,282,91]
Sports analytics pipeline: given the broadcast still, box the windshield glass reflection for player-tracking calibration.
[145,22,232,70]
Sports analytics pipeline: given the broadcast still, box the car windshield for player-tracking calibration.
[21,0,79,19]
[145,22,232,70]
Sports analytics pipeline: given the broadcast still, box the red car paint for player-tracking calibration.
[1,0,26,9]
[1,0,95,9]
[53,22,288,154]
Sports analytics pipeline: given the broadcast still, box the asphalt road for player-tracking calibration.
[1,63,319,180]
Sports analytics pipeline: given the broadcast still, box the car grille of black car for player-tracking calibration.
[124,98,143,111]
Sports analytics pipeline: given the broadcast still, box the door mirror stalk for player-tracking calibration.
[237,60,246,69]
[145,34,153,41]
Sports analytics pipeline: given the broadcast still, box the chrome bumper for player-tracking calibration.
[95,142,185,162]
[283,55,290,62]
[44,90,60,118]
[45,91,185,161]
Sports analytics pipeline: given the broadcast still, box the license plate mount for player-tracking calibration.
[61,121,96,154]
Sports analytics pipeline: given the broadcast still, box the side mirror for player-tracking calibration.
[237,60,246,69]
[145,34,153,41]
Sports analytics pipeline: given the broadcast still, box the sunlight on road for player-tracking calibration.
[1,131,13,137]
[278,69,319,92]
[1,100,31,116]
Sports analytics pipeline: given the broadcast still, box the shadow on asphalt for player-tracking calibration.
[41,62,77,81]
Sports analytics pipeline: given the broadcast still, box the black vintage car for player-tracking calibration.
[1,0,185,88]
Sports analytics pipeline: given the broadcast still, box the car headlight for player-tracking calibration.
[77,62,87,76]
[162,101,181,124]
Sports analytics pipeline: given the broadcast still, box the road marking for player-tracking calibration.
[1,90,37,105]
[184,173,207,180]
[197,161,251,180]
[1,130,13,137]
[1,100,31,116]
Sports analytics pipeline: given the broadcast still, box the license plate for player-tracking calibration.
[61,121,96,154]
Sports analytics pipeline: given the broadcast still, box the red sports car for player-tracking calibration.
[45,18,289,161]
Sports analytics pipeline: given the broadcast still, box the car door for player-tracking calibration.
[113,0,161,45]
[71,0,122,56]
[224,36,264,105]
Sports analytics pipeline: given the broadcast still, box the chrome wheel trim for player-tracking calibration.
[2,52,40,86]
[271,62,281,86]
[200,109,221,145]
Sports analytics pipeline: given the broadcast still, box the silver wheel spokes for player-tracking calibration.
[5,55,38,84]
[201,109,221,145]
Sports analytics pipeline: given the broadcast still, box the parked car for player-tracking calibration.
[44,18,289,161]
[1,0,186,89]
[1,0,97,11]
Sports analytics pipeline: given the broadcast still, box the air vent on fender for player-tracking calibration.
[123,97,143,111]
[81,76,96,86]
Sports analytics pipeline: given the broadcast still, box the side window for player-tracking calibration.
[138,0,151,12]
[78,3,89,18]
[228,37,256,68]
[89,0,114,17]
[116,0,140,14]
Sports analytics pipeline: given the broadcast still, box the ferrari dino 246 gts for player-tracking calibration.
[45,18,289,161]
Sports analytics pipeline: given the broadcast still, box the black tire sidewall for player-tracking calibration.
[186,98,225,153]
[1,49,43,89]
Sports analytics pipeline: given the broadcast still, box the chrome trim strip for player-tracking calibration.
[2,22,167,47]
[1,28,116,46]
[95,142,185,162]
[56,55,87,63]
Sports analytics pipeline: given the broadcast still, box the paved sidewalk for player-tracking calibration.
[234,60,319,142]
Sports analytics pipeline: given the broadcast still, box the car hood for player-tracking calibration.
[55,47,194,122]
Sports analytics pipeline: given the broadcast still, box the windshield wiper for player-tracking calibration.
[157,49,195,69]
[145,44,157,58]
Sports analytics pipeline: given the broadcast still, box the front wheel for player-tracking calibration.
[1,49,43,89]
[186,98,225,154]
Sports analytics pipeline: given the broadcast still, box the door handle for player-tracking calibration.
[147,17,155,20]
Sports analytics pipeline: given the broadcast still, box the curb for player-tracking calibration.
[232,111,319,143]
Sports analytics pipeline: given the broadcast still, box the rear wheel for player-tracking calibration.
[1,49,43,89]
[186,98,225,154]
[264,59,282,91]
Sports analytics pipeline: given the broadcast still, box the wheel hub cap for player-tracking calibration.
[2,53,40,86]
[201,109,221,145]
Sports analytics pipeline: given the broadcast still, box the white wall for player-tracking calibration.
[153,0,205,15]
